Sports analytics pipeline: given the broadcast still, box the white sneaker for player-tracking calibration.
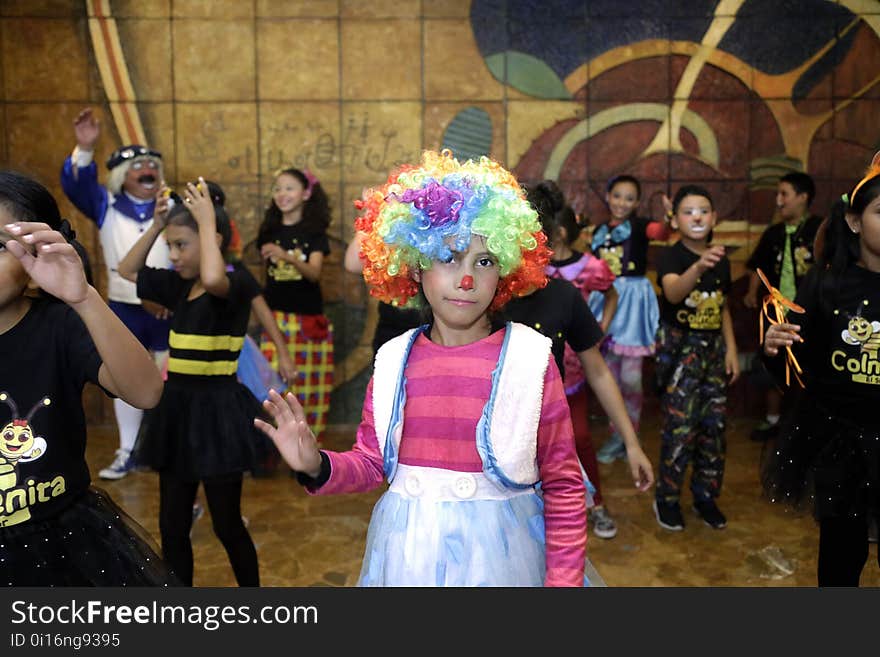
[588,506,618,539]
[98,449,135,480]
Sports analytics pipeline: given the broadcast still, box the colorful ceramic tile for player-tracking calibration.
[507,99,583,172]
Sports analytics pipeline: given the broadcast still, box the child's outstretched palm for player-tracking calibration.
[254,389,323,478]
[5,222,88,305]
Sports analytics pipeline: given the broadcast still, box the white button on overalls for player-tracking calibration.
[452,474,477,499]
[404,474,423,497]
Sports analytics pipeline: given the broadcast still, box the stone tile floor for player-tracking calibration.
[87,413,880,587]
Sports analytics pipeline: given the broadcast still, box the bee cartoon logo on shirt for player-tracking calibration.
[598,245,623,276]
[833,307,880,384]
[794,245,812,277]
[677,289,724,330]
[0,392,65,527]
[268,242,308,282]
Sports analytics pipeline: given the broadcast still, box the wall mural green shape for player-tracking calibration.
[484,51,571,100]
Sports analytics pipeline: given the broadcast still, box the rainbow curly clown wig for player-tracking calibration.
[354,150,550,311]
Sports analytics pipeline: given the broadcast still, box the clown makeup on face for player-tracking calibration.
[672,193,716,250]
[354,150,551,342]
[123,157,161,200]
[418,235,500,346]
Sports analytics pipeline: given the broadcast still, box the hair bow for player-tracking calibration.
[303,169,319,189]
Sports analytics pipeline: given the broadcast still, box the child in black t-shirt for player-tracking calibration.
[256,168,333,445]
[763,157,880,586]
[653,185,739,532]
[119,178,272,587]
[0,170,175,585]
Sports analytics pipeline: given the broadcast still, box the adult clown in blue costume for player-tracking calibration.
[60,107,171,480]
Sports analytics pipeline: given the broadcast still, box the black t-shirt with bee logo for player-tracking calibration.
[768,264,880,424]
[0,299,103,528]
[745,215,823,289]
[656,240,732,332]
[258,224,330,315]
[591,216,653,277]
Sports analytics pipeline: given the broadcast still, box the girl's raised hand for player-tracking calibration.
[254,389,322,478]
[4,222,89,305]
[73,107,100,149]
[182,177,215,227]
[153,183,171,228]
[764,322,802,356]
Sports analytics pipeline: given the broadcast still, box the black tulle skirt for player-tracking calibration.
[761,395,880,520]
[134,376,271,481]
[0,487,179,586]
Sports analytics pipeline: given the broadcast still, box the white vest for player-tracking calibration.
[371,322,552,488]
[100,195,170,304]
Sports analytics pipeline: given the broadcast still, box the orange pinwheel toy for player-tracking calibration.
[757,268,805,387]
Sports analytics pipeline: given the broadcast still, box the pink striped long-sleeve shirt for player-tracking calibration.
[313,328,587,587]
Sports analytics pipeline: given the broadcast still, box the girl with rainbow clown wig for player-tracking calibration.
[256,150,594,587]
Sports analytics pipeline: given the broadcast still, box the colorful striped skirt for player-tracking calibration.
[260,311,334,441]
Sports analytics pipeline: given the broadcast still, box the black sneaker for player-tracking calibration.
[693,499,727,529]
[750,421,779,442]
[653,499,685,531]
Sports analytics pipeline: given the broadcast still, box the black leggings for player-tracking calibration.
[817,515,878,587]
[159,472,259,587]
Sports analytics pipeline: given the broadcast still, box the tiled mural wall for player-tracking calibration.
[1,0,879,425]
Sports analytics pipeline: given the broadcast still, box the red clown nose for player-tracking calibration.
[460,275,474,290]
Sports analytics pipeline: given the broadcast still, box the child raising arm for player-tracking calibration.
[7,223,162,408]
